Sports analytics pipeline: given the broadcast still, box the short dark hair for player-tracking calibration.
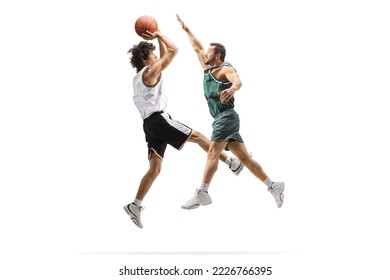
[210,43,226,61]
[128,41,156,72]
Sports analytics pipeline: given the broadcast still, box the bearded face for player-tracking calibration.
[205,46,217,65]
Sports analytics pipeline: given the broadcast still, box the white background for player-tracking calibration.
[1,0,389,279]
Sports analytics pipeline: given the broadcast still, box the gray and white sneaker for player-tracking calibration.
[229,156,244,175]
[181,189,212,210]
[123,203,144,228]
[229,153,252,175]
[268,182,285,208]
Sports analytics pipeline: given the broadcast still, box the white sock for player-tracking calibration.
[200,183,209,192]
[224,157,232,167]
[264,177,273,188]
[134,199,142,206]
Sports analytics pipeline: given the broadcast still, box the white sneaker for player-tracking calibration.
[123,203,144,228]
[181,189,212,210]
[268,182,285,208]
[229,156,244,175]
[229,153,252,176]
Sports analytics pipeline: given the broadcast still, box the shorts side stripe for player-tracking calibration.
[161,113,192,135]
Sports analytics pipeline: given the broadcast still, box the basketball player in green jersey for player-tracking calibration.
[177,14,285,209]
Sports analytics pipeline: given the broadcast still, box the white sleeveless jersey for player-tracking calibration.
[133,66,168,119]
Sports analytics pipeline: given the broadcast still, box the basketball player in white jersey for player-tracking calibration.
[124,30,244,228]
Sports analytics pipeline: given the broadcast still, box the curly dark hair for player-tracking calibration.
[128,41,156,73]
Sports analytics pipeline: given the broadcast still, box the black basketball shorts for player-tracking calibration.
[143,111,193,159]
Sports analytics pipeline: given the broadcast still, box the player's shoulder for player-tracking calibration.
[221,62,237,73]
[221,61,233,68]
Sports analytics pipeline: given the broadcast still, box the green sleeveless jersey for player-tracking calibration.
[203,62,236,118]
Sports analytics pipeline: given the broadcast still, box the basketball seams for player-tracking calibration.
[144,15,149,28]
[148,19,157,30]
[135,17,146,36]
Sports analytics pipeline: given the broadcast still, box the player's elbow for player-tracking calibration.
[193,46,202,54]
[233,79,242,90]
[169,45,178,55]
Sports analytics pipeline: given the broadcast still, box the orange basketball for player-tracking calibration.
[134,15,158,37]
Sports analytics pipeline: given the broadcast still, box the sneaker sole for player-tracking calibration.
[181,201,212,210]
[277,184,285,208]
[123,205,142,228]
[278,192,284,208]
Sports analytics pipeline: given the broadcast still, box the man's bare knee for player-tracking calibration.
[148,165,161,178]
[190,130,208,143]
[190,130,202,140]
[207,148,220,160]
